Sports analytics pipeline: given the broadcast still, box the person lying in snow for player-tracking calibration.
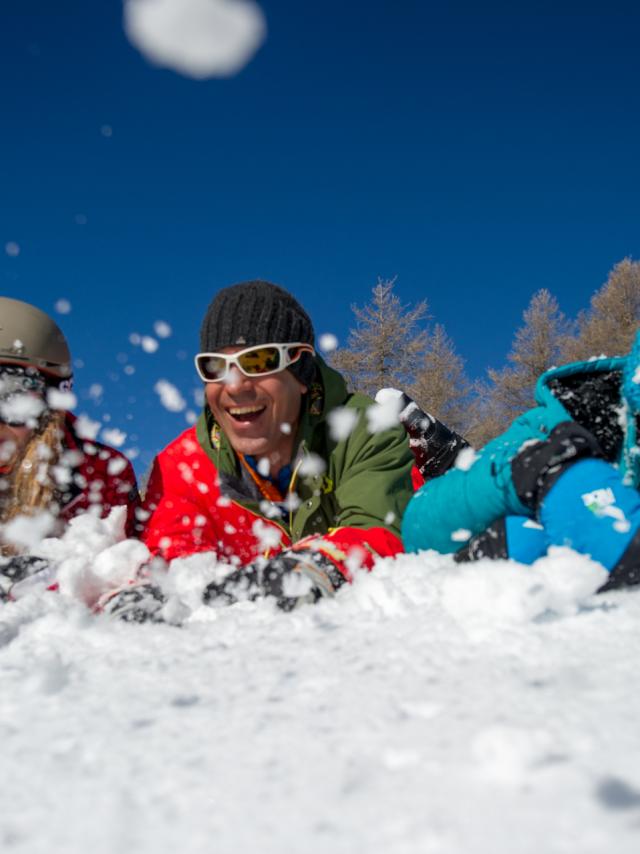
[0,297,139,602]
[402,329,640,592]
[106,279,465,621]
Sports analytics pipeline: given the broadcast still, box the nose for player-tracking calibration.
[224,366,254,394]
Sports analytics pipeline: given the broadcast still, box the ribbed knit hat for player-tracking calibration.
[199,280,316,386]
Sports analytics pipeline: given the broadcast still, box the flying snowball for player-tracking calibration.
[123,0,266,79]
[153,320,172,338]
[55,298,72,315]
[319,333,338,353]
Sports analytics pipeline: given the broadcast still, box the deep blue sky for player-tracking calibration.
[2,0,640,475]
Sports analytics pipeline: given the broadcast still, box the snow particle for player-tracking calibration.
[123,0,267,79]
[141,336,159,353]
[102,428,127,448]
[54,298,72,315]
[154,379,186,412]
[328,406,358,441]
[100,124,113,137]
[5,241,20,257]
[154,320,172,338]
[319,333,338,353]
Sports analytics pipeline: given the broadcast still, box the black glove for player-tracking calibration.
[0,555,50,602]
[398,393,469,479]
[511,421,603,512]
[101,583,167,623]
[203,550,345,612]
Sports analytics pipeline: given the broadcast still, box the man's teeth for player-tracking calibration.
[228,406,264,415]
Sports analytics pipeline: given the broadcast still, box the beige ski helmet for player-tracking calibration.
[0,297,72,382]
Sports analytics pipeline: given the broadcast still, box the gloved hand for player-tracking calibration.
[203,550,345,611]
[100,583,167,623]
[397,392,469,479]
[0,555,50,602]
[511,420,603,512]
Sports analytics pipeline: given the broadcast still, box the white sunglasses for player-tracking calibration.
[195,342,315,383]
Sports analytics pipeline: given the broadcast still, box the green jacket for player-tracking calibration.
[195,356,415,543]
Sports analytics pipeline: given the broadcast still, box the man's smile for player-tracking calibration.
[226,404,267,423]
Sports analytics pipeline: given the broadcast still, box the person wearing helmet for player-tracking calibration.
[0,297,139,601]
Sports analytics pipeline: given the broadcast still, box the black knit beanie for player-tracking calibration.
[199,280,316,387]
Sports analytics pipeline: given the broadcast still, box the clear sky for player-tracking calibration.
[2,0,640,475]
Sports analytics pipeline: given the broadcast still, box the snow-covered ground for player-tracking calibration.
[2,518,640,854]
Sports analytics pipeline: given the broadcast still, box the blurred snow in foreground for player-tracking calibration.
[123,0,266,79]
[2,509,640,853]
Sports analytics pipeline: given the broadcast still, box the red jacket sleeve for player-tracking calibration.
[141,451,223,562]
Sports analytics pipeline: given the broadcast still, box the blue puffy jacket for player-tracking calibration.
[402,332,640,554]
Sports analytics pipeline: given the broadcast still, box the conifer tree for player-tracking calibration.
[331,278,428,397]
[408,324,473,435]
[560,258,640,362]
[470,289,571,445]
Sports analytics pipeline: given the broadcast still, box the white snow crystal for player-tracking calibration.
[46,388,77,411]
[318,333,338,353]
[451,528,472,542]
[153,320,172,338]
[123,0,267,79]
[54,298,72,314]
[1,511,55,551]
[141,335,159,353]
[367,390,403,433]
[154,379,186,412]
[251,518,282,551]
[298,452,326,476]
[107,456,128,476]
[101,428,127,448]
[4,241,20,257]
[0,394,45,426]
[73,415,101,440]
[100,124,113,137]
[327,406,358,441]
[455,446,478,471]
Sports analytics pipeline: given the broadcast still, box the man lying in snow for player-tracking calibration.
[402,330,640,592]
[106,280,464,621]
[0,298,139,602]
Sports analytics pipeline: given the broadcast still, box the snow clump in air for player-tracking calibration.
[46,388,77,412]
[154,379,186,412]
[368,388,403,433]
[54,299,72,314]
[153,320,172,338]
[4,241,20,257]
[74,415,101,440]
[101,428,127,448]
[141,336,159,353]
[328,406,358,441]
[319,333,338,353]
[123,0,267,79]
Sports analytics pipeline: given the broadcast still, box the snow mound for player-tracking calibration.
[2,523,640,853]
[123,0,266,79]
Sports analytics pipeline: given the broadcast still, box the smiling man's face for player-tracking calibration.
[204,348,307,473]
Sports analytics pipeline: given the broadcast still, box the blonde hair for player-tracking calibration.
[0,410,66,556]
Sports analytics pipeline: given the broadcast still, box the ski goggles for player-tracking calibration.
[0,369,48,426]
[194,343,315,383]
